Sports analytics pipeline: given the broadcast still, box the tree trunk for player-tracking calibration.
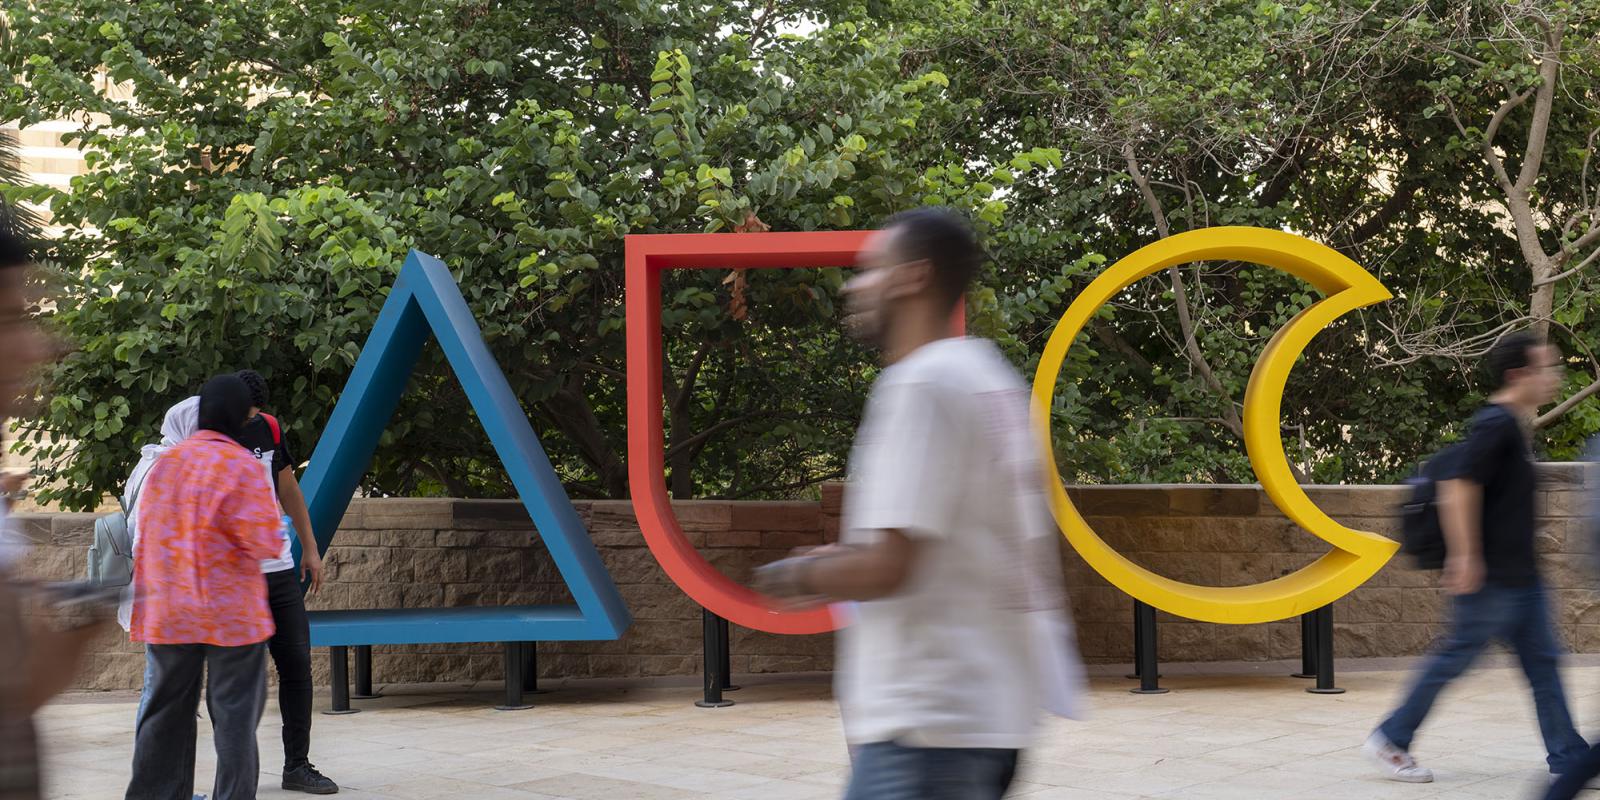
[667,405,695,500]
[663,343,714,500]
[541,377,628,498]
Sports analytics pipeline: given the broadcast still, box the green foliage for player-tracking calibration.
[1,0,1048,508]
[5,0,1600,508]
[913,0,1600,484]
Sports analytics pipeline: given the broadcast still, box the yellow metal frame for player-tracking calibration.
[1030,227,1400,624]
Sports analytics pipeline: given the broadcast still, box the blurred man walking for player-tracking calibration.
[756,208,1085,800]
[1366,332,1587,784]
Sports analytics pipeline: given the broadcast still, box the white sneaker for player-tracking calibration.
[1363,731,1434,783]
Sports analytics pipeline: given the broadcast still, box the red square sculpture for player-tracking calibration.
[625,232,875,634]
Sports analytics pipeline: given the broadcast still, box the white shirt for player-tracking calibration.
[0,495,20,573]
[836,337,1086,749]
[246,442,295,574]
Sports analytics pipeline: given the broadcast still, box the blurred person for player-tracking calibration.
[1,472,26,504]
[1365,332,1587,783]
[0,227,109,800]
[754,208,1086,800]
[125,375,283,800]
[1541,439,1600,800]
[232,369,336,795]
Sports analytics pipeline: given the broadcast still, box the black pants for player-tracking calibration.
[265,569,312,770]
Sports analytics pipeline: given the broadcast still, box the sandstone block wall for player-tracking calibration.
[13,466,1597,691]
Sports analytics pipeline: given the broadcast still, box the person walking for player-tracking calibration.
[231,369,336,795]
[1365,331,1588,783]
[0,226,109,800]
[125,374,284,800]
[1541,437,1600,799]
[755,208,1086,800]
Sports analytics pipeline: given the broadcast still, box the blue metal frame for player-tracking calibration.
[297,249,630,646]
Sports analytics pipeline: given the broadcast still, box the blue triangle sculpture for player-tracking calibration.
[297,249,630,645]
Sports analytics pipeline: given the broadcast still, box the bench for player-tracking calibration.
[309,606,606,712]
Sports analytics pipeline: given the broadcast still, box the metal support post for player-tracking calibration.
[697,609,735,708]
[1131,600,1168,695]
[323,646,359,715]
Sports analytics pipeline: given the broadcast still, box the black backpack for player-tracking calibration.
[1400,444,1465,570]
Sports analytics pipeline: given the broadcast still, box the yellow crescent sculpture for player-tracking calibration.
[1031,226,1400,624]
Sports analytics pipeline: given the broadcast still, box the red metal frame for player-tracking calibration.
[625,231,965,634]
[626,233,868,634]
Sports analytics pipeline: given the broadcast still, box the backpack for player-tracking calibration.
[87,474,148,588]
[260,412,281,449]
[1399,444,1465,570]
[86,414,281,588]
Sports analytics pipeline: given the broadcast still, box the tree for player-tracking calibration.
[9,0,1600,506]
[0,0,1053,509]
[0,17,41,244]
[1389,1,1600,438]
[913,0,1600,483]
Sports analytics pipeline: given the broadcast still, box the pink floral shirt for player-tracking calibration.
[131,430,282,646]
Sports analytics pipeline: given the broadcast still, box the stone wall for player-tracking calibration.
[13,466,1597,691]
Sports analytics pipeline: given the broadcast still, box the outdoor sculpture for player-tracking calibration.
[298,228,1397,642]
[298,250,631,646]
[1031,226,1399,624]
[625,227,1399,634]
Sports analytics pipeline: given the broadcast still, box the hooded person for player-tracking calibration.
[125,374,284,800]
[126,397,200,506]
[118,396,200,632]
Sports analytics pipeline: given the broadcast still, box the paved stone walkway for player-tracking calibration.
[35,659,1600,799]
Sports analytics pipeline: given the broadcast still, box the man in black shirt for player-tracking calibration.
[1365,332,1586,784]
[234,370,337,795]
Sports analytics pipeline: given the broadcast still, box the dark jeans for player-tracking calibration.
[265,568,313,771]
[1378,583,1587,774]
[1546,744,1600,800]
[126,643,267,800]
[843,741,1019,800]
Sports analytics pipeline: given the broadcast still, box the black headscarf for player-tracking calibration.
[197,374,253,441]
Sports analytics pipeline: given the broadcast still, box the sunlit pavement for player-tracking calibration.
[37,657,1600,799]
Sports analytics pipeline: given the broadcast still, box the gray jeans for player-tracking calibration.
[126,643,267,800]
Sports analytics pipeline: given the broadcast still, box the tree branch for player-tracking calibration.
[1122,142,1171,238]
[542,375,627,497]
[1346,175,1423,246]
[664,410,772,461]
[1514,25,1561,194]
[1534,244,1600,288]
[668,340,714,416]
[1535,373,1600,429]
[575,360,625,380]
[1122,142,1246,442]
[729,468,848,501]
[1255,138,1320,210]
[1481,87,1535,197]
[1092,319,1154,374]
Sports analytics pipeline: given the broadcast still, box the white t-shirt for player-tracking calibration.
[836,337,1086,749]
[0,495,21,573]
[246,442,294,574]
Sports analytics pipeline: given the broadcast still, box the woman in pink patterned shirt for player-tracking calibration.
[126,375,283,800]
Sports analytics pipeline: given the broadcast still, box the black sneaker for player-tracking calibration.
[282,764,339,795]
